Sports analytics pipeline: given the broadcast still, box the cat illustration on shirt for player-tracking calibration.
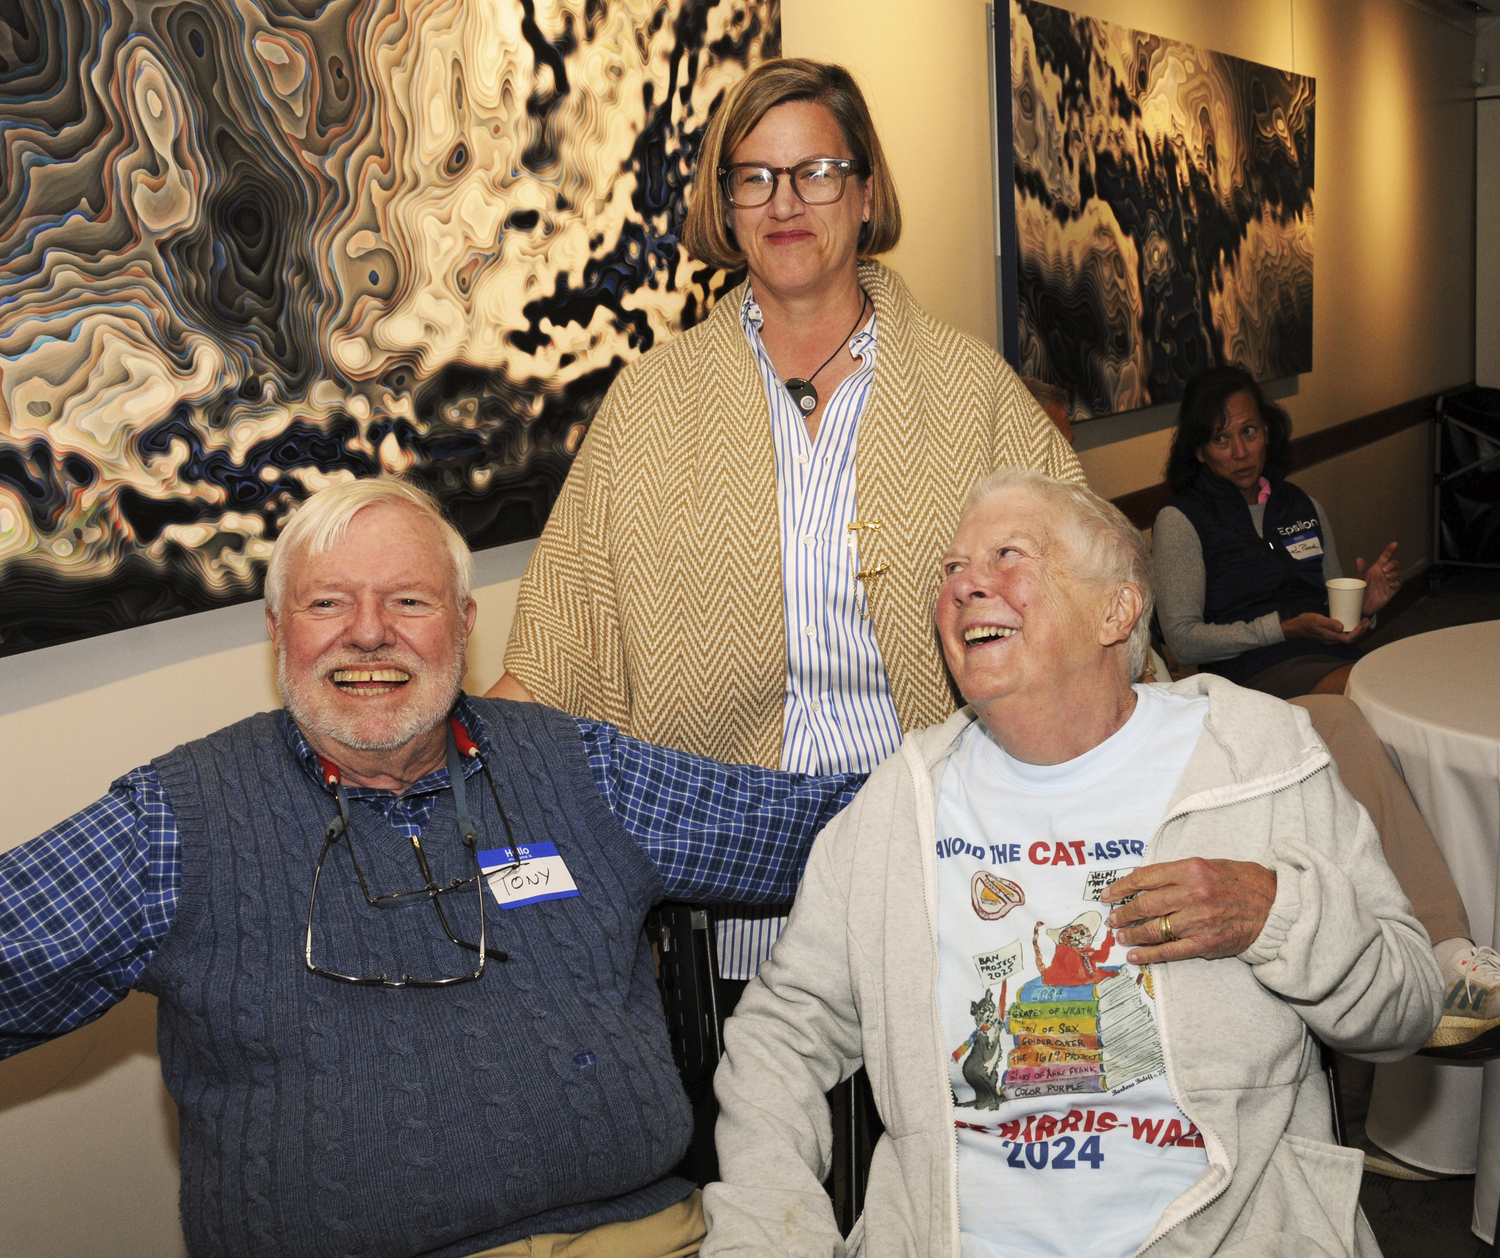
[1033,912,1120,987]
[953,985,1006,1109]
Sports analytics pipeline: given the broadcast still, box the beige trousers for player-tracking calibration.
[1292,694,1471,944]
[466,1192,705,1258]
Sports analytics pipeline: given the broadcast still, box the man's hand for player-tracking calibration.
[1100,858,1277,964]
[1281,611,1369,645]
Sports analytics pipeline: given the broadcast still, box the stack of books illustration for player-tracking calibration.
[1004,973,1162,1098]
[1004,977,1103,1098]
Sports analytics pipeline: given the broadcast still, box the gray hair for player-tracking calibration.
[264,478,473,617]
[960,468,1154,681]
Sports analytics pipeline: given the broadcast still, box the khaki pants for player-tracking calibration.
[1292,694,1471,944]
[467,1192,706,1258]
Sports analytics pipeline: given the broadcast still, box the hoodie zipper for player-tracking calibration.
[903,738,964,1258]
[1131,739,1331,1253]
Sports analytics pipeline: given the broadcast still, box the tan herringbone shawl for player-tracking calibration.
[503,261,1084,767]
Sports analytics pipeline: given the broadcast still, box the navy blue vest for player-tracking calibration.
[140,698,692,1258]
[1166,469,1356,684]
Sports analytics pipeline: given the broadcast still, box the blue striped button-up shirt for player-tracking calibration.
[716,288,904,979]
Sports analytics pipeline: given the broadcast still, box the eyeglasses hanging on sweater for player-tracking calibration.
[304,717,520,988]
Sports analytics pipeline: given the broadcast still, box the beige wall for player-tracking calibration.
[0,1,1478,1253]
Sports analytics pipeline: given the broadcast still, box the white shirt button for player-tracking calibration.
[804,625,816,637]
[802,534,815,546]
[797,454,810,465]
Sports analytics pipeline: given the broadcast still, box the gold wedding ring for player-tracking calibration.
[1159,914,1175,944]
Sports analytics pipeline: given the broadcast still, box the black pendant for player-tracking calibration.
[784,378,818,415]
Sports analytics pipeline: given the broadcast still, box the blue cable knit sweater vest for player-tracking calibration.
[141,698,693,1258]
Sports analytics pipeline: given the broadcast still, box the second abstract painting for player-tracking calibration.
[999,1,1314,424]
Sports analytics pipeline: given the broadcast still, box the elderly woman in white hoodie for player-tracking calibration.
[704,468,1441,1258]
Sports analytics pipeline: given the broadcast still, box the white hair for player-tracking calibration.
[960,468,1154,681]
[263,478,473,617]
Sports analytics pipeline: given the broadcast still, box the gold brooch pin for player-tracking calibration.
[846,520,888,618]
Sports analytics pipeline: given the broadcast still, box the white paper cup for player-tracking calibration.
[1326,578,1366,631]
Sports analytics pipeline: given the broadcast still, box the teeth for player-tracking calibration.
[332,668,411,683]
[964,625,1016,644]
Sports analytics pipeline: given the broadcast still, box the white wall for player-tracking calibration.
[0,0,1480,1252]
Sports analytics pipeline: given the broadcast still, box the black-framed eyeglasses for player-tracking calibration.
[718,158,864,207]
[304,718,522,988]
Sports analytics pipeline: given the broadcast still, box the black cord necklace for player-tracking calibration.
[782,290,871,417]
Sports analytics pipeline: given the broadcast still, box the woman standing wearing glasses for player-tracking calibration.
[1153,365,1402,699]
[491,58,1080,982]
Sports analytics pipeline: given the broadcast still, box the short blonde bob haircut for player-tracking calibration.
[682,58,902,271]
[264,477,473,617]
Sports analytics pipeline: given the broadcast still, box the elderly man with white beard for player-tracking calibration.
[703,468,1443,1258]
[0,477,865,1258]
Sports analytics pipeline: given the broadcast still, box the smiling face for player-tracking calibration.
[936,491,1124,716]
[727,100,872,303]
[1197,390,1268,503]
[268,502,476,775]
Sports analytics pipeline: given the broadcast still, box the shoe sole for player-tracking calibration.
[1356,1137,1460,1183]
[1360,1150,1443,1182]
[1420,1014,1500,1061]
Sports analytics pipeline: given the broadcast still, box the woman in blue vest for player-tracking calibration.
[1153,366,1401,699]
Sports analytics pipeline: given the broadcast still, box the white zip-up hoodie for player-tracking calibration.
[703,676,1442,1258]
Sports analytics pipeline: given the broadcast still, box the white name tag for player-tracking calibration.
[1283,531,1324,562]
[478,841,581,909]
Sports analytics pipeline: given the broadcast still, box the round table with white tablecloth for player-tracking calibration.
[1347,620,1500,1244]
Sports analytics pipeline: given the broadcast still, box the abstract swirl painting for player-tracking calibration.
[999,1,1314,423]
[0,0,775,654]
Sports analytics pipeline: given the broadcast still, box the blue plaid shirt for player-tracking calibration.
[0,698,862,1056]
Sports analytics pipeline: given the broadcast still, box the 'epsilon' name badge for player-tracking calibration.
[478,841,581,909]
[1283,529,1324,562]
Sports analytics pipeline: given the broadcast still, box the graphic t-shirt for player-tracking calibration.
[936,685,1211,1258]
